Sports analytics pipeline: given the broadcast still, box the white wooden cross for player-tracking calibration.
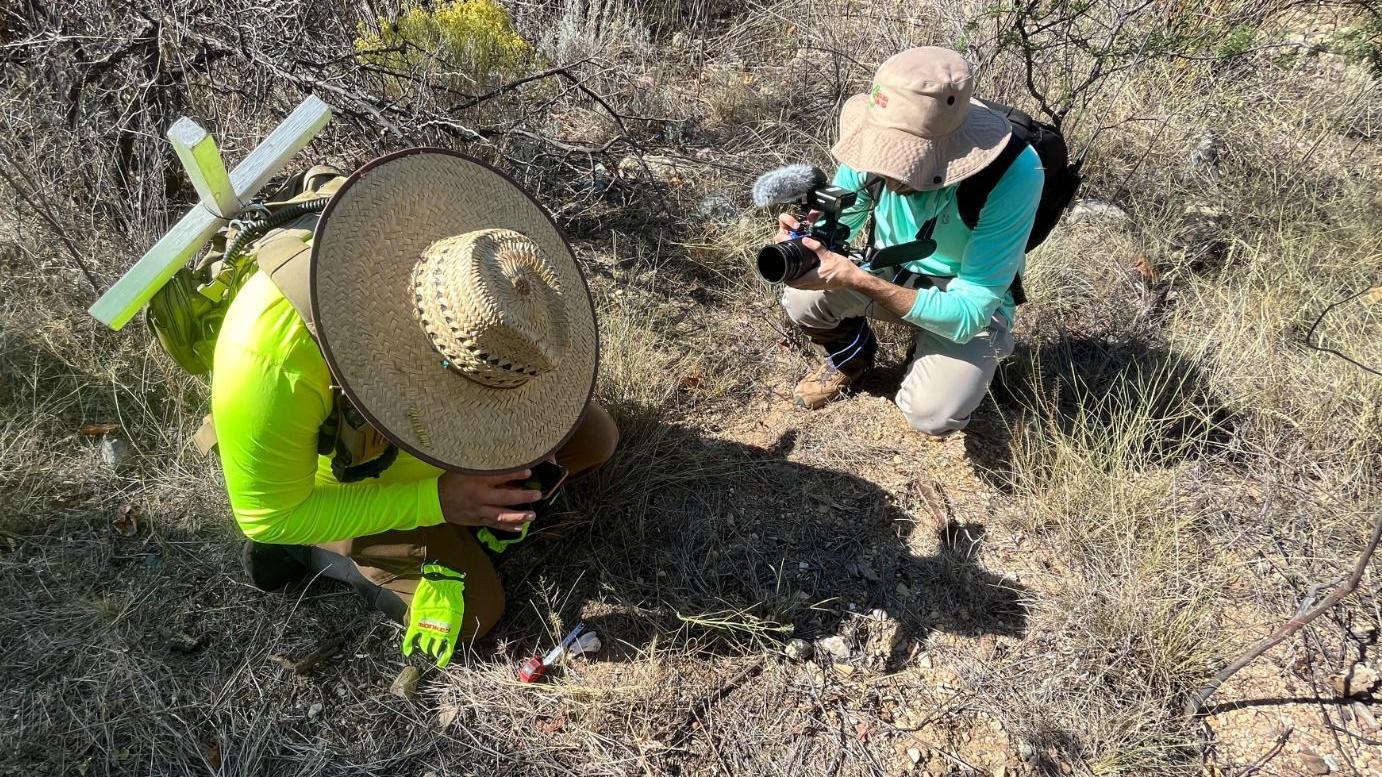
[89,95,334,330]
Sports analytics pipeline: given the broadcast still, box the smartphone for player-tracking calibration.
[525,460,569,501]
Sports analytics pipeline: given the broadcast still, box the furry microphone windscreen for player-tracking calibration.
[751,164,828,207]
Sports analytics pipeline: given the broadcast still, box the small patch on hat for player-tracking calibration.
[407,406,431,448]
[870,84,889,108]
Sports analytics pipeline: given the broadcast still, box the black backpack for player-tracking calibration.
[959,99,1084,252]
[863,100,1084,304]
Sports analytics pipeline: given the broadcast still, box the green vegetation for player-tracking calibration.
[354,0,530,91]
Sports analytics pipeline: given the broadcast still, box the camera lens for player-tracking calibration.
[756,239,820,284]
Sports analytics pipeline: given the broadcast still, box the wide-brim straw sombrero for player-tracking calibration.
[311,148,598,474]
[830,47,1012,192]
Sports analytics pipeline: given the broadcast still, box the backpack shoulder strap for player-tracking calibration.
[252,171,348,337]
[861,173,886,250]
[955,131,1028,231]
[256,231,316,335]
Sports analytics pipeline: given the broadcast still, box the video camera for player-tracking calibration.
[751,164,862,284]
[751,164,938,285]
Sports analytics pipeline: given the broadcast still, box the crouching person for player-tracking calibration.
[780,48,1043,435]
[211,150,615,666]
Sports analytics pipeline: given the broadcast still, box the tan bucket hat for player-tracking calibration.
[832,47,1012,191]
[310,148,598,474]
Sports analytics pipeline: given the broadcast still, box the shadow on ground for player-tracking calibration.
[491,407,1029,674]
[802,330,1235,498]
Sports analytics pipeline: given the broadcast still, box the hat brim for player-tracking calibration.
[831,94,1012,190]
[311,148,598,474]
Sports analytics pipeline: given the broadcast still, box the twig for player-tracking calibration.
[1185,510,1382,716]
[270,631,349,675]
[1304,285,1382,377]
[662,656,765,747]
[1239,725,1290,777]
[0,140,101,295]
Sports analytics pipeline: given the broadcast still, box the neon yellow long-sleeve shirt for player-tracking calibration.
[211,271,446,545]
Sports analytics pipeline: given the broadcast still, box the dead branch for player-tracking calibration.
[1240,725,1291,776]
[1184,510,1382,716]
[660,656,765,747]
[0,139,100,294]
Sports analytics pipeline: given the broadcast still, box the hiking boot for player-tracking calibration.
[793,359,872,409]
[241,540,309,592]
[793,316,876,409]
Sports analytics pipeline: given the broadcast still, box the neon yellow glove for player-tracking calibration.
[402,563,466,668]
[475,521,532,554]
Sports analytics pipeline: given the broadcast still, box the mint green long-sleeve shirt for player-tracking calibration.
[211,271,446,545]
[832,144,1044,343]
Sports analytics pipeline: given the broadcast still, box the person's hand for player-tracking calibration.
[438,470,542,533]
[774,210,821,244]
[785,237,865,291]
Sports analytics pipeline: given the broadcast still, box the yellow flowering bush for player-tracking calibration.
[355,0,530,90]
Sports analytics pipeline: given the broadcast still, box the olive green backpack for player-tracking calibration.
[146,164,397,481]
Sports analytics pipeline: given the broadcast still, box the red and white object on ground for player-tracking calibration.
[518,622,601,683]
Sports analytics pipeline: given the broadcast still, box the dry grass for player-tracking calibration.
[3,0,1382,775]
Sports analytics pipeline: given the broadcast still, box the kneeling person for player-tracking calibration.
[780,47,1043,435]
[213,150,615,666]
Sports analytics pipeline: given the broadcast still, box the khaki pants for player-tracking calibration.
[315,403,619,641]
[782,287,1014,435]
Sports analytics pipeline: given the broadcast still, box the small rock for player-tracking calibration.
[1058,762,1072,775]
[389,665,421,699]
[818,636,851,659]
[436,705,459,730]
[1353,701,1379,731]
[1066,199,1129,228]
[1177,202,1230,272]
[1300,749,1331,775]
[1349,623,1378,643]
[995,767,1008,777]
[832,662,856,677]
[870,608,889,621]
[917,653,933,670]
[785,639,813,661]
[907,747,922,764]
[798,561,810,571]
[334,685,348,698]
[617,154,687,184]
[307,703,322,719]
[166,631,202,653]
[591,164,612,194]
[1330,663,1380,698]
[1017,742,1035,760]
[1185,132,1224,183]
[697,195,737,222]
[101,437,134,469]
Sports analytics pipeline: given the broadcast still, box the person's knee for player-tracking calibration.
[895,389,968,436]
[781,287,835,328]
[562,403,620,477]
[587,408,620,470]
[459,566,505,641]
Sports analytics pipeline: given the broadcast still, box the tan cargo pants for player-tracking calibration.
[313,403,619,641]
[782,287,1014,435]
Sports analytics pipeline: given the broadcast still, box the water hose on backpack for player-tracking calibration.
[222,197,331,264]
